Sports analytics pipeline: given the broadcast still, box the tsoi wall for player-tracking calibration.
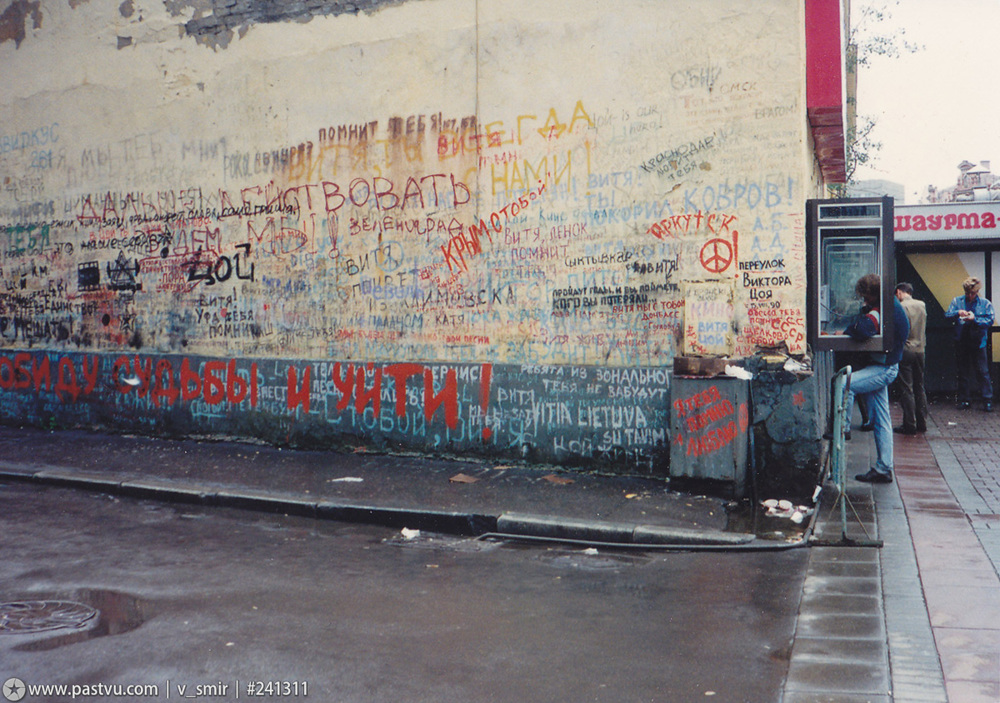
[0,0,826,485]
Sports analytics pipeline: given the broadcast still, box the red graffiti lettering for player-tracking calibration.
[287,365,311,413]
[686,421,739,457]
[672,385,722,417]
[319,362,465,430]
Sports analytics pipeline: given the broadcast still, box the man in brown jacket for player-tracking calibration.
[894,282,928,434]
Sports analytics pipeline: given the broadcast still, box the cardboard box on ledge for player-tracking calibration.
[673,356,728,377]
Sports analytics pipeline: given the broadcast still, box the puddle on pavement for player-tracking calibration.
[384,531,503,553]
[537,550,653,571]
[1,589,146,652]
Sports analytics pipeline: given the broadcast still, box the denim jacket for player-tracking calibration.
[945,294,994,349]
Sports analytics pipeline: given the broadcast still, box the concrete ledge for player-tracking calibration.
[317,500,497,536]
[3,465,748,547]
[2,466,496,535]
[633,525,756,545]
[34,469,124,491]
[497,513,636,543]
[119,479,217,505]
[216,489,319,518]
[0,461,42,478]
[496,513,756,546]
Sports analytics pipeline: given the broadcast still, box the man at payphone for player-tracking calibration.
[843,274,909,484]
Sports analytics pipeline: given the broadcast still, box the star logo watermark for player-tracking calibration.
[3,678,26,702]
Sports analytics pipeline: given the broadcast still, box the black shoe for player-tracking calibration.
[959,401,971,409]
[855,469,893,484]
[859,423,874,432]
[985,402,993,413]
[893,426,917,435]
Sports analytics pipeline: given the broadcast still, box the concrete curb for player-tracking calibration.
[0,465,752,547]
[496,511,756,546]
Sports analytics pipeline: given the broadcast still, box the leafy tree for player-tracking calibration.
[832,0,921,195]
[851,0,922,67]
[845,114,879,185]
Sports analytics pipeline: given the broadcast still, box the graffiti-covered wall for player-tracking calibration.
[0,0,827,476]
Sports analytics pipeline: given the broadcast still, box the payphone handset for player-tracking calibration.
[806,196,895,352]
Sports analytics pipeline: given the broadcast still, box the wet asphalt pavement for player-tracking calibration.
[7,397,1000,700]
[0,480,807,703]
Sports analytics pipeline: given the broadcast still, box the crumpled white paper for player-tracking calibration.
[725,364,753,380]
[761,498,814,523]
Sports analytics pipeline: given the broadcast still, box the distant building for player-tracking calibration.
[926,161,1000,203]
[849,179,905,204]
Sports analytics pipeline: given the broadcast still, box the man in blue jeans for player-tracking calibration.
[945,276,994,412]
[844,274,909,484]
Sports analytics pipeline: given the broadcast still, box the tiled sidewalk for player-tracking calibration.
[783,484,893,702]
[784,396,1000,702]
[893,399,1000,702]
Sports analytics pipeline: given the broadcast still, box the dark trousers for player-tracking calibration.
[957,343,993,402]
[897,349,928,431]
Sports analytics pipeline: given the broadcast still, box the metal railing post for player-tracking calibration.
[813,365,882,547]
[831,366,851,536]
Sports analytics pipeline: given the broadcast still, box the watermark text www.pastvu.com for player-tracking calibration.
[3,677,309,700]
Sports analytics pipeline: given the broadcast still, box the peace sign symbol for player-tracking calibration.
[700,238,734,274]
[376,241,403,272]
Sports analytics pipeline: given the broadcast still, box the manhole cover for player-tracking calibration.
[0,601,98,634]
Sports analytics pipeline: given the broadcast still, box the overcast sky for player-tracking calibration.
[852,0,1000,202]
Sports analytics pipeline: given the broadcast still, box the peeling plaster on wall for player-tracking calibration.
[162,0,213,25]
[170,0,412,49]
[0,0,41,48]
